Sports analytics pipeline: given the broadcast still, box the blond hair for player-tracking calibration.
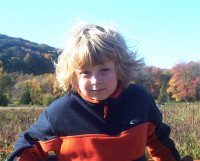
[55,23,143,92]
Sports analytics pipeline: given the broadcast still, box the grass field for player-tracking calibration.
[160,102,200,159]
[0,102,199,160]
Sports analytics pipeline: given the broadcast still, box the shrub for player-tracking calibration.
[0,93,8,106]
[19,90,31,105]
[42,94,56,106]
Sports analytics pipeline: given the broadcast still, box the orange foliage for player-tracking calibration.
[167,62,200,101]
[44,54,53,59]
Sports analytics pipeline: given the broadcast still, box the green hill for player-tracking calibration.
[0,34,59,75]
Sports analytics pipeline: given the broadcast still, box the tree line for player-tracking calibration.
[0,34,199,106]
[134,61,200,103]
[1,61,199,106]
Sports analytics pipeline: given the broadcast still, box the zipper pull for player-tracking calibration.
[103,102,108,118]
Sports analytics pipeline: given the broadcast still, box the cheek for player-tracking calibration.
[78,78,89,91]
[106,74,118,89]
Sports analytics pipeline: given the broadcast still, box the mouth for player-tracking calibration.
[91,88,105,92]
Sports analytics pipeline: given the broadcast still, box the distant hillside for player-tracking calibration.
[0,34,59,74]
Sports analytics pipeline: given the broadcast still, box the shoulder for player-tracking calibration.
[45,93,78,115]
[121,84,153,106]
[124,84,161,122]
[125,84,150,97]
[49,94,72,107]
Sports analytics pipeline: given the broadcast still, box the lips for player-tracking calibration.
[91,88,105,92]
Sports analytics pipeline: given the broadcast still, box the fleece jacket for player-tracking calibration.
[7,84,181,161]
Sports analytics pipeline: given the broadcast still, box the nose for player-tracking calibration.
[91,73,102,85]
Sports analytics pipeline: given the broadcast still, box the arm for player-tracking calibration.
[7,109,59,161]
[181,156,193,161]
[146,95,181,161]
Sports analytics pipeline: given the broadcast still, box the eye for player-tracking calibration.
[101,68,110,72]
[81,71,91,75]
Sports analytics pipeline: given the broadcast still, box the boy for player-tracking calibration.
[8,23,190,161]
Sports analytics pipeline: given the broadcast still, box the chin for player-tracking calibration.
[94,96,107,101]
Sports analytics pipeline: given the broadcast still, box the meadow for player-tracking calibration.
[0,102,199,160]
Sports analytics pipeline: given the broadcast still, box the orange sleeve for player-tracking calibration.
[147,123,177,161]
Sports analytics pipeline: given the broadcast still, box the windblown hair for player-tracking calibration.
[55,23,144,92]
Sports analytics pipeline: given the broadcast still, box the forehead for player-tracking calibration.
[80,59,115,69]
[75,55,113,68]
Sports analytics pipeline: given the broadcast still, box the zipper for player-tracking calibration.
[103,102,108,118]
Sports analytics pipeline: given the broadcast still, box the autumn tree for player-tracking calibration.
[12,73,57,105]
[189,61,200,100]
[134,66,162,99]
[30,75,57,105]
[167,62,200,101]
[30,79,43,104]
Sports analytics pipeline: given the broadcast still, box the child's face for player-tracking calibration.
[75,60,118,100]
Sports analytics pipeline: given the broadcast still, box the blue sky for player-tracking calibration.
[0,0,199,69]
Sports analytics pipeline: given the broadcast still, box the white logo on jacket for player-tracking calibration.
[130,116,141,125]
